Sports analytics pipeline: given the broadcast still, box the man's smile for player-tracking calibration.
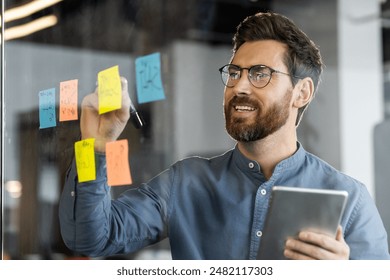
[234,105,256,112]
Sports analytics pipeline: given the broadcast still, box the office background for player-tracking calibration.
[1,0,390,259]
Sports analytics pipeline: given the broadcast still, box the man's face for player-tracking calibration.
[223,40,294,142]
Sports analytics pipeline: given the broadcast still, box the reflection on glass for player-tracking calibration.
[2,0,389,260]
[2,0,241,260]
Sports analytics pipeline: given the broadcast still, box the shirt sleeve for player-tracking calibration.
[58,153,172,257]
[344,185,390,260]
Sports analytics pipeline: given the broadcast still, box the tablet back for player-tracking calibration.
[257,186,348,260]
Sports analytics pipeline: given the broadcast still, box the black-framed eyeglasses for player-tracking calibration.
[218,64,293,89]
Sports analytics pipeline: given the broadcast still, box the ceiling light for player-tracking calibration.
[4,15,58,41]
[0,0,63,26]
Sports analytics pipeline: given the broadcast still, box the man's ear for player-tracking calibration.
[293,78,314,109]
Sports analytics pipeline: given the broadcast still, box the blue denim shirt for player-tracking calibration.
[59,143,390,259]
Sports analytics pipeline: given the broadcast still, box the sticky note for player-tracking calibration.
[75,138,96,182]
[59,79,78,121]
[135,52,165,104]
[106,139,132,186]
[39,88,56,129]
[98,65,122,114]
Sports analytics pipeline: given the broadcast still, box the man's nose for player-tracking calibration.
[233,70,252,95]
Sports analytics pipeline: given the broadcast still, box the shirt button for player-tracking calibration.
[260,189,267,196]
[248,162,255,169]
[256,231,263,237]
[71,191,75,197]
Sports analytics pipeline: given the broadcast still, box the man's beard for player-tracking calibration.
[224,92,292,142]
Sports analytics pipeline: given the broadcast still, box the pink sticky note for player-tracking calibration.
[106,139,132,186]
[59,79,78,121]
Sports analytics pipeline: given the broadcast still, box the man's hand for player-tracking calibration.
[80,77,131,153]
[283,226,350,260]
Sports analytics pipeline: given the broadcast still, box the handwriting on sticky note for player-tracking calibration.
[75,139,96,183]
[135,52,165,104]
[98,65,122,114]
[60,79,78,121]
[39,88,56,129]
[106,139,132,186]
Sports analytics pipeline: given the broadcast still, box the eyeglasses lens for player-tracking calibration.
[220,65,272,88]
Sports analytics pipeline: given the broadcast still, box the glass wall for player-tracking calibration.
[2,0,264,260]
[1,0,4,259]
[1,0,389,260]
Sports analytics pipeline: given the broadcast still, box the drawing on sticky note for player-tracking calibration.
[75,138,96,183]
[98,65,122,114]
[60,79,78,121]
[106,139,132,186]
[139,61,161,90]
[39,88,56,129]
[135,52,165,104]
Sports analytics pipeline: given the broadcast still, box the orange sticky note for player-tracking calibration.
[75,138,96,182]
[98,65,122,114]
[106,139,132,186]
[60,79,78,121]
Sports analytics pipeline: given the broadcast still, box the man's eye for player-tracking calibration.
[252,72,268,81]
[228,72,240,79]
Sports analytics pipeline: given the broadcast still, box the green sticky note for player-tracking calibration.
[98,65,122,114]
[75,138,96,182]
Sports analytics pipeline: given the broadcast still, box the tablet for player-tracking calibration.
[257,186,348,260]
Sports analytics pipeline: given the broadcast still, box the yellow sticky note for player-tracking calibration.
[106,139,132,186]
[98,65,122,114]
[59,79,78,121]
[75,139,96,182]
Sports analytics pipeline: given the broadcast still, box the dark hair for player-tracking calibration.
[233,12,323,125]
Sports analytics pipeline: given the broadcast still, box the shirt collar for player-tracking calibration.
[232,142,306,177]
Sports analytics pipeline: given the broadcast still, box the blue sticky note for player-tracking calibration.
[135,52,165,104]
[39,88,56,129]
